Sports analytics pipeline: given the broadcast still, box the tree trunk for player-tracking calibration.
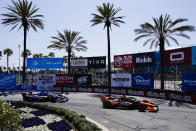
[22,26,27,84]
[7,55,8,74]
[107,26,111,95]
[68,44,71,74]
[159,38,165,90]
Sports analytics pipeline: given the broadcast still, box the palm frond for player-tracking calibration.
[172,25,195,32]
[134,34,151,42]
[1,0,44,31]
[165,38,170,46]
[134,14,194,50]
[91,2,124,28]
[174,33,190,39]
[168,36,179,45]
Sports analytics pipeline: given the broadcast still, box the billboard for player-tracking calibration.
[133,52,156,67]
[191,46,196,65]
[74,74,92,85]
[114,54,133,68]
[132,74,154,89]
[111,74,132,87]
[88,56,106,68]
[56,74,74,86]
[182,73,196,92]
[27,58,63,69]
[37,74,56,90]
[71,58,88,68]
[164,47,191,66]
[0,74,16,90]
[155,51,160,63]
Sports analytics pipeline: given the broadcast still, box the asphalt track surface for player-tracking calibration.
[1,91,196,131]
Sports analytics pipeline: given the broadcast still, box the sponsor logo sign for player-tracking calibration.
[182,73,196,92]
[71,58,88,68]
[164,47,191,66]
[114,54,133,68]
[0,74,16,90]
[191,46,196,65]
[132,74,154,89]
[56,74,74,86]
[111,74,132,87]
[37,74,56,90]
[155,51,160,63]
[133,52,155,67]
[27,58,63,69]
[17,85,37,90]
[74,74,92,85]
[88,56,106,68]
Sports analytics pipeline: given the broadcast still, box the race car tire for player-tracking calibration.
[103,101,113,109]
[50,98,57,103]
[138,104,146,112]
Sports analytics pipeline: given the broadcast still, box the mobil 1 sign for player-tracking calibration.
[133,52,155,67]
[182,73,196,92]
[132,74,154,89]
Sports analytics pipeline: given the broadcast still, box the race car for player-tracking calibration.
[21,92,69,103]
[100,95,159,112]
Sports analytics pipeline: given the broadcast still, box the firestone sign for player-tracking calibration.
[111,74,132,87]
[133,52,155,67]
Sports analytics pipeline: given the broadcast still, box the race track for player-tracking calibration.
[1,91,196,131]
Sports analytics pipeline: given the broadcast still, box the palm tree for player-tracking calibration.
[43,55,49,58]
[22,49,31,57]
[3,48,13,73]
[91,2,125,94]
[1,0,44,83]
[48,29,87,74]
[33,53,43,58]
[134,14,195,90]
[48,52,55,58]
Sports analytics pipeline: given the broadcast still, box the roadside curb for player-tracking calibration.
[86,117,109,131]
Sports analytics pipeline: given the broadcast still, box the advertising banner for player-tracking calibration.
[182,73,196,92]
[71,58,88,68]
[56,74,74,86]
[37,74,56,90]
[114,54,133,68]
[191,46,196,65]
[0,74,16,90]
[133,52,156,67]
[88,56,106,68]
[74,74,92,85]
[132,74,154,89]
[27,58,63,69]
[111,74,132,87]
[60,85,196,104]
[17,85,37,90]
[164,47,191,66]
[155,51,160,63]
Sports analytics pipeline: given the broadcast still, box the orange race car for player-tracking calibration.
[100,95,159,112]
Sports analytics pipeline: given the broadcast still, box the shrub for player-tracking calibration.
[9,100,102,131]
[0,100,21,131]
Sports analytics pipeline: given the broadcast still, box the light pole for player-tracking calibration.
[18,44,21,84]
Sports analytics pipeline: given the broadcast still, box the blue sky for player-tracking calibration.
[0,0,196,69]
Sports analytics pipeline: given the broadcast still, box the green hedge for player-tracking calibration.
[0,100,22,131]
[9,101,102,131]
